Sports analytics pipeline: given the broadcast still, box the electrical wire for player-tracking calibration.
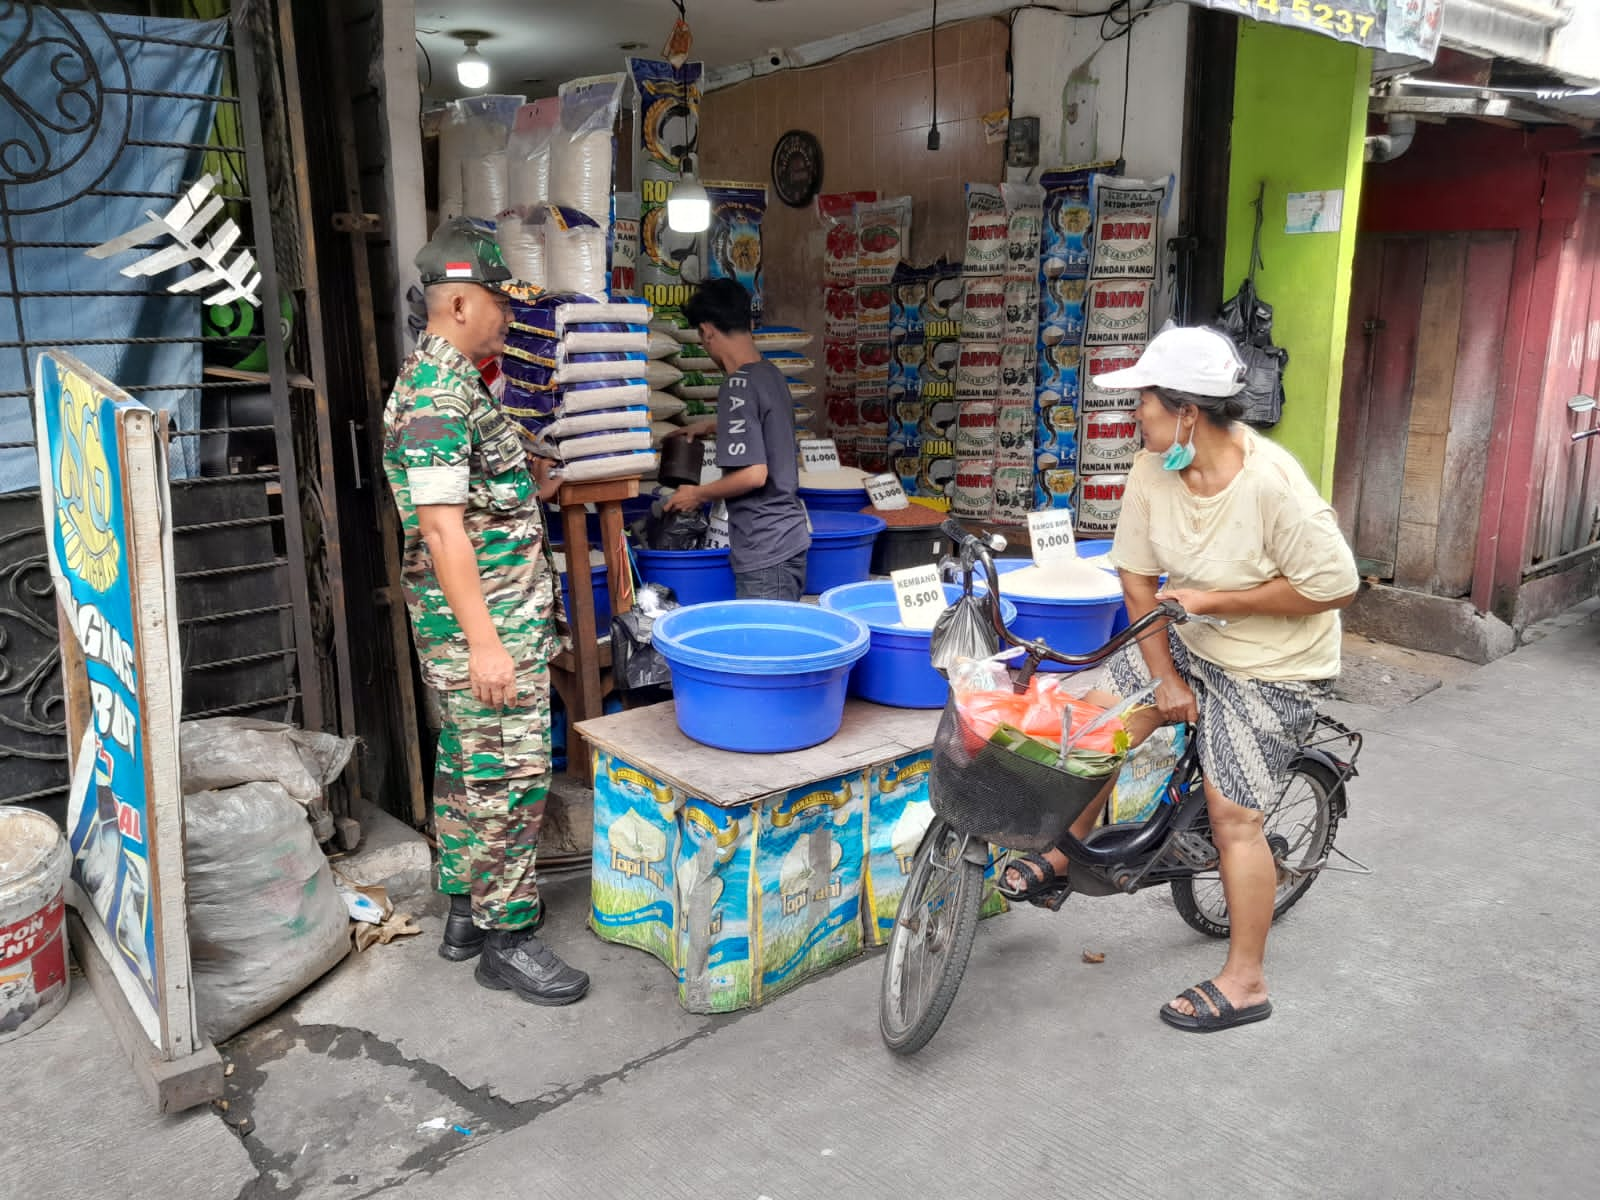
[416,37,433,90]
[1003,1,1154,165]
[929,0,940,147]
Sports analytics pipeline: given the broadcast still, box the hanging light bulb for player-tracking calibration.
[456,36,490,90]
[668,156,710,233]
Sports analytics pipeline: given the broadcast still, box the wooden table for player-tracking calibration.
[549,476,639,783]
[575,699,942,807]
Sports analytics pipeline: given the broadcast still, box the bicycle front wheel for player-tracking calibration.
[879,817,985,1056]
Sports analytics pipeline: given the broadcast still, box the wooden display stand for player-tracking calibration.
[577,701,953,1013]
[549,477,639,783]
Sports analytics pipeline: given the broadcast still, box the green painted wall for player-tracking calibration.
[1224,22,1371,497]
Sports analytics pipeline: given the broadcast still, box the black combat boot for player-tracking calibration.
[438,894,485,961]
[474,929,590,1005]
[439,895,543,962]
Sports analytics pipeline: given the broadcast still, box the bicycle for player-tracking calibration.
[879,522,1366,1055]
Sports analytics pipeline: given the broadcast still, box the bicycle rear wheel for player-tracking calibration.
[1170,758,1341,939]
[879,818,985,1055]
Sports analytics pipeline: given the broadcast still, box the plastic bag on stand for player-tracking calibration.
[611,582,678,692]
[930,591,1003,676]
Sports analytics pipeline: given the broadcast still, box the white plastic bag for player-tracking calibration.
[465,150,510,220]
[551,75,624,227]
[508,98,558,211]
[438,95,522,221]
[541,204,609,298]
[496,214,546,288]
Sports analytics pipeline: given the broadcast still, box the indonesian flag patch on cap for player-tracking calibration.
[444,261,474,279]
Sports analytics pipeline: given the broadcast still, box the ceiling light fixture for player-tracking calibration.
[667,154,710,233]
[456,34,489,90]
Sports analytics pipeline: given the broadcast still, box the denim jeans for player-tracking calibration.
[734,550,808,602]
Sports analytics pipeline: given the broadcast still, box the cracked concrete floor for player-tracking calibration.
[215,880,737,1199]
[7,605,1600,1199]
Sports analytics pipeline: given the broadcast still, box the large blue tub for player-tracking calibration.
[804,510,885,595]
[993,563,1125,672]
[653,601,871,752]
[634,546,737,607]
[799,486,870,513]
[819,581,1018,708]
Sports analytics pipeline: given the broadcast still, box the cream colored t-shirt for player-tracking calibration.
[1106,430,1358,681]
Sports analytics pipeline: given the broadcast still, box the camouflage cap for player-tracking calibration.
[416,218,516,291]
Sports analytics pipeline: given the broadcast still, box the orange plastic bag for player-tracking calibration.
[955,676,1124,755]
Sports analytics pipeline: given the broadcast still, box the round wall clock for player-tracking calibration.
[771,129,823,208]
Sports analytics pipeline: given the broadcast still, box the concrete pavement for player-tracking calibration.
[6,603,1598,1200]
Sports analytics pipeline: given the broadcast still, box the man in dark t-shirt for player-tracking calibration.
[664,280,811,600]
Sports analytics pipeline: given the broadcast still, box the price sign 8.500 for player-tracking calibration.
[890,564,946,630]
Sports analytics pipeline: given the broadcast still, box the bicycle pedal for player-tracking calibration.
[1027,885,1071,913]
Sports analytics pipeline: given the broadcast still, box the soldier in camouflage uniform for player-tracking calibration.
[382,220,589,1005]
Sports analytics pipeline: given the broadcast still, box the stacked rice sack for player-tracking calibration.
[650,316,819,429]
[500,293,659,482]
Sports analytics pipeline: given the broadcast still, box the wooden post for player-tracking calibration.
[549,478,638,784]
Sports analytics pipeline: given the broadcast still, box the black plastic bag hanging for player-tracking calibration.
[611,582,678,692]
[929,588,1003,677]
[1218,182,1289,429]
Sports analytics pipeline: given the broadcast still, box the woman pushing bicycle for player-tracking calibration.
[1000,326,1360,1033]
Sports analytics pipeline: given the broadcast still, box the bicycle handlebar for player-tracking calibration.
[939,518,1192,668]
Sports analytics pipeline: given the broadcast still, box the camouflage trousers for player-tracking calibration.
[433,662,552,931]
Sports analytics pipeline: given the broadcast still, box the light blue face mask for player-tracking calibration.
[1162,411,1195,472]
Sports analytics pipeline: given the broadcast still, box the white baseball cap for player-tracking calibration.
[1090,326,1247,398]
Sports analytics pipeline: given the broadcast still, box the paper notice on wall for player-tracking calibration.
[1286,190,1343,235]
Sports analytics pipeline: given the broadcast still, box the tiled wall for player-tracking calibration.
[699,17,1009,336]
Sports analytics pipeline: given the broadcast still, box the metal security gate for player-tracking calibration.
[1,0,351,823]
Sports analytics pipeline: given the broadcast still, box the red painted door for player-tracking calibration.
[1334,232,1515,595]
[1526,186,1600,569]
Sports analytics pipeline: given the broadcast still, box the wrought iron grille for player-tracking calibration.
[1,0,330,823]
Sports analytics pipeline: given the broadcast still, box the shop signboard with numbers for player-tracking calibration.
[32,352,218,1110]
[1191,1,1442,59]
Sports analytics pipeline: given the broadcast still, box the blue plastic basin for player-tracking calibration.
[819,582,1018,708]
[972,553,1139,649]
[800,486,870,514]
[634,546,737,606]
[653,601,871,751]
[990,565,1124,673]
[559,559,611,630]
[804,510,886,595]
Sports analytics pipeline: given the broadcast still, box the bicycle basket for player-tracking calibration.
[930,699,1115,851]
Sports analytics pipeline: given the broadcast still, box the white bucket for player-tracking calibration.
[0,808,71,1043]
